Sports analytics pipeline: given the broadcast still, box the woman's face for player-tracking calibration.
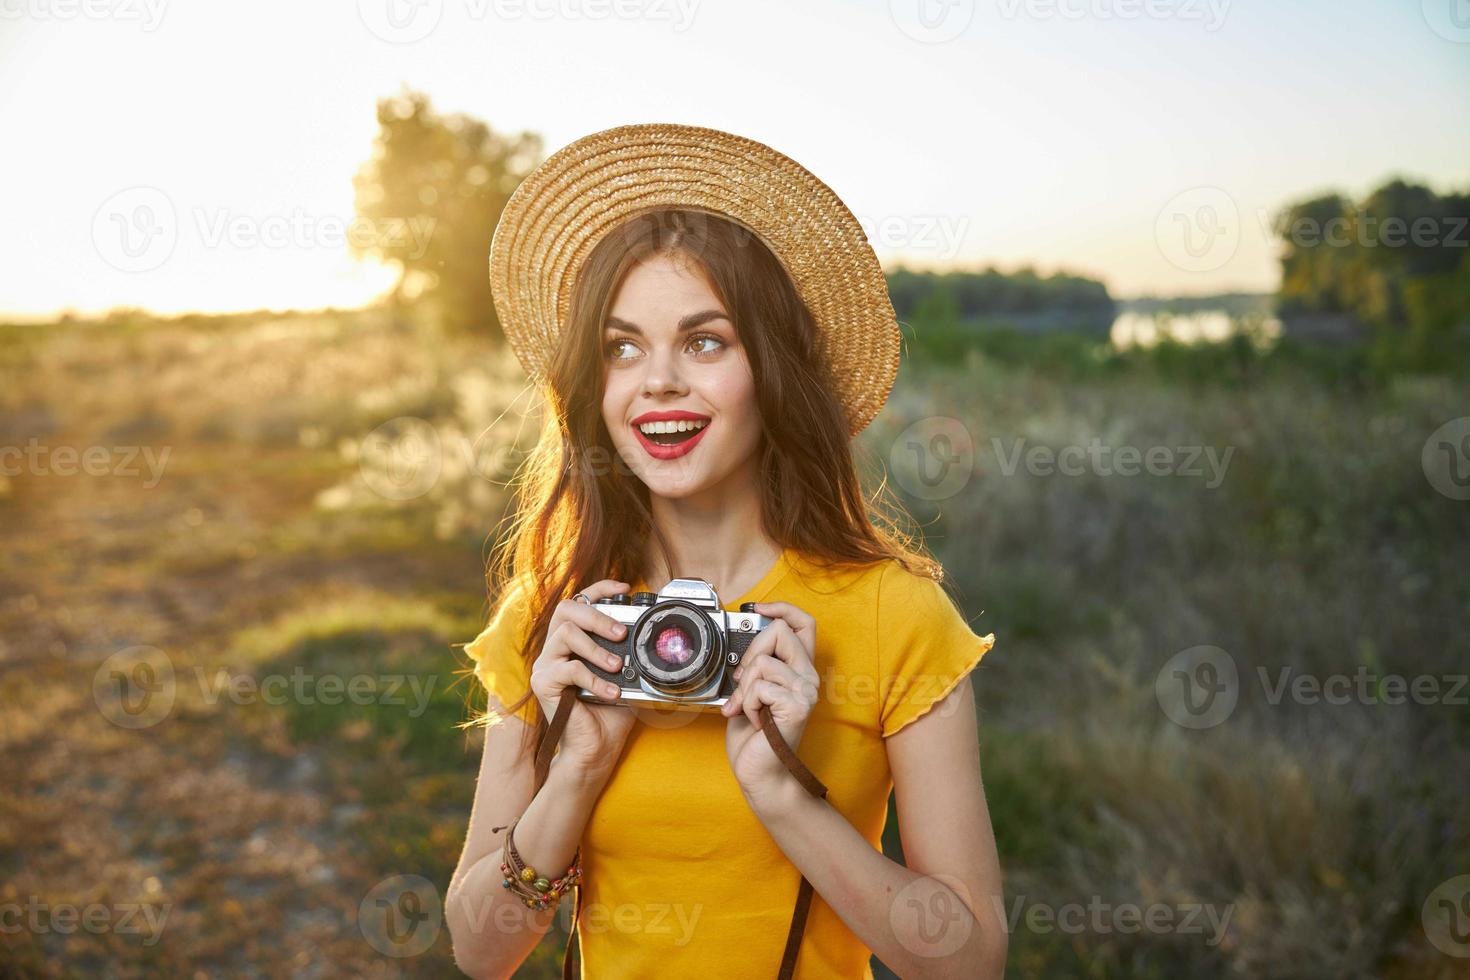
[599,251,760,500]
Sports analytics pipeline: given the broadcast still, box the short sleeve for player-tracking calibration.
[875,562,996,737]
[462,578,540,728]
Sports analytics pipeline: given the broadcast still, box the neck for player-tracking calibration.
[642,465,781,603]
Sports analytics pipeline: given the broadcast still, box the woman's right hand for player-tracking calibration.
[529,579,639,779]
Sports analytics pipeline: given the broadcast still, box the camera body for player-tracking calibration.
[578,578,773,711]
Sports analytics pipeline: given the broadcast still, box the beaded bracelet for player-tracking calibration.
[499,816,582,912]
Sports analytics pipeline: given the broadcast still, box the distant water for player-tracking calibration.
[1110,310,1282,349]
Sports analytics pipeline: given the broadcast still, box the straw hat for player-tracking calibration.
[487,122,902,438]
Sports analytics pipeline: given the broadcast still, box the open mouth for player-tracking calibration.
[643,426,705,446]
[631,417,712,459]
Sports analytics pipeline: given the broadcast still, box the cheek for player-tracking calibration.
[703,361,759,437]
[602,373,633,434]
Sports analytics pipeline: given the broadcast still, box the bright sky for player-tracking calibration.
[2,0,1466,319]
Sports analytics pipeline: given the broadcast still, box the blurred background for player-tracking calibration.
[2,1,1468,977]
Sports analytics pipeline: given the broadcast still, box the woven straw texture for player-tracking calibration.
[487,122,902,438]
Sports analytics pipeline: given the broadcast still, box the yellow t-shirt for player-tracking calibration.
[462,546,996,978]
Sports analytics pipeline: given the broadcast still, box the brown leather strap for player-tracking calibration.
[758,702,829,980]
[533,691,828,979]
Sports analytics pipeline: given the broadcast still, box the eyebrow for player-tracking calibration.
[604,310,731,336]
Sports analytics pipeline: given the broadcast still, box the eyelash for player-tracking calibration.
[604,332,726,362]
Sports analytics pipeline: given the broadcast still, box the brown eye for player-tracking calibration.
[687,334,725,355]
[605,338,638,361]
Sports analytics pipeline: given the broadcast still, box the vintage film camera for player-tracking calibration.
[577,578,774,710]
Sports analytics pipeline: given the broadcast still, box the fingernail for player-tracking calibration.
[616,624,627,636]
[604,683,619,697]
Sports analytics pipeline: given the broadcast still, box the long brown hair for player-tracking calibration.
[475,207,939,751]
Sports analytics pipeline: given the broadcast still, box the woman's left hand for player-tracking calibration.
[722,601,820,801]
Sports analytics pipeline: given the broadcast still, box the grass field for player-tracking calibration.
[1,306,1466,978]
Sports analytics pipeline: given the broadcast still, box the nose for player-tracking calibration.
[640,346,689,399]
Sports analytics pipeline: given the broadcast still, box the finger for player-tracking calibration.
[750,601,816,638]
[551,620,627,675]
[553,600,632,645]
[745,619,808,670]
[554,658,622,703]
[734,652,801,693]
[745,678,801,731]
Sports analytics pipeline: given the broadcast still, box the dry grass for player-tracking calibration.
[1,307,1466,978]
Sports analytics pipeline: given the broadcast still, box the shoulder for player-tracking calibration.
[464,575,537,661]
[781,550,955,614]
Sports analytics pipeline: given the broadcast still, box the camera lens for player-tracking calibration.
[631,600,723,695]
[652,623,696,666]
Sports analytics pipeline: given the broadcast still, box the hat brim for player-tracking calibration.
[487,122,901,438]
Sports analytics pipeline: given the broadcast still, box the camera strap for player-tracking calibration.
[533,691,829,980]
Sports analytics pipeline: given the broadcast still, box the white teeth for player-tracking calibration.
[638,418,709,435]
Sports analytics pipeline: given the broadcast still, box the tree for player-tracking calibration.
[352,88,543,338]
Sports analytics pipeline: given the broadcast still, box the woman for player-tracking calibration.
[446,124,1005,979]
